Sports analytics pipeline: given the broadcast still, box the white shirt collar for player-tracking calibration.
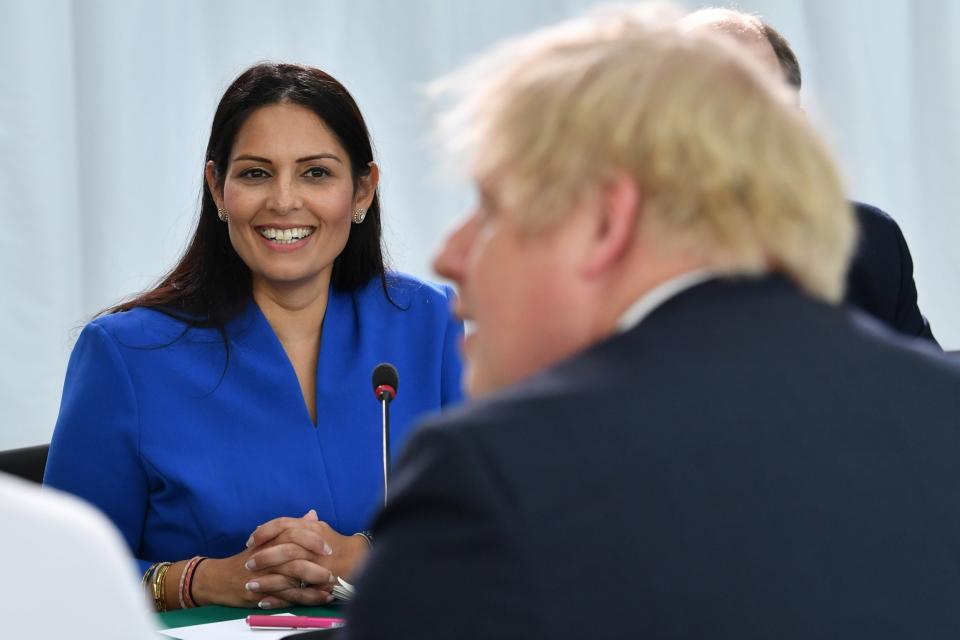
[616,269,719,333]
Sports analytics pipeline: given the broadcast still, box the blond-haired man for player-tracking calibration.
[345,6,960,639]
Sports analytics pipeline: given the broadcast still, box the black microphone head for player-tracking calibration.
[372,362,399,400]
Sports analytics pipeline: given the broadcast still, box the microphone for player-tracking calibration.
[371,363,399,504]
[372,363,398,402]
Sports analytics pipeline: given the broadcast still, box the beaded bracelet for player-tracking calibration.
[178,556,207,609]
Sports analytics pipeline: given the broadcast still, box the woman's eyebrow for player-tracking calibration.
[232,154,272,164]
[296,153,343,164]
[231,153,343,164]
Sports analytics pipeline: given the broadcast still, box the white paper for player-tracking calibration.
[159,613,321,640]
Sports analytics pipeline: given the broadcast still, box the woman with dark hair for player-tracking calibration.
[44,62,463,610]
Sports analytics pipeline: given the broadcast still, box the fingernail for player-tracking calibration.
[258,600,272,609]
[325,592,334,603]
[245,535,255,548]
[323,543,333,555]
[245,581,260,592]
[245,559,256,570]
[328,573,337,585]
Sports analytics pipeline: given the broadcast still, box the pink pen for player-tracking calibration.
[246,615,346,629]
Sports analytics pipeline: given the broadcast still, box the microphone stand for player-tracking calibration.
[372,362,398,507]
[378,388,392,505]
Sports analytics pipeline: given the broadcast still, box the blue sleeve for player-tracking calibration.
[44,323,151,574]
[438,285,465,407]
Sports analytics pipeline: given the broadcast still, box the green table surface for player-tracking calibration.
[158,604,345,629]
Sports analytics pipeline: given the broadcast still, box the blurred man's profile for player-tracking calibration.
[345,4,960,640]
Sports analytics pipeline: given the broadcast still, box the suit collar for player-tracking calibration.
[616,269,724,334]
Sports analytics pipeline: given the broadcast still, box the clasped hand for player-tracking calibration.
[193,509,367,609]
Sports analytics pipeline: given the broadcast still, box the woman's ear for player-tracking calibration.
[355,161,380,209]
[582,173,641,279]
[204,160,225,210]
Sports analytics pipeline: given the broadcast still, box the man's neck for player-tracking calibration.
[605,231,776,335]
[615,268,720,333]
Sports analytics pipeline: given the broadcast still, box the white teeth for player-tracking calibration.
[258,227,314,244]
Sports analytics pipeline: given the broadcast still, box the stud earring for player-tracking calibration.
[352,208,367,224]
[217,207,228,222]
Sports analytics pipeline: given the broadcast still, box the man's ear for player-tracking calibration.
[204,161,224,210]
[355,162,380,209]
[582,173,641,279]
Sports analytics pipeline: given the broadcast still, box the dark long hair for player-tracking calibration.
[106,62,388,327]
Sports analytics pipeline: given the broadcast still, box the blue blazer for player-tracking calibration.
[44,273,463,572]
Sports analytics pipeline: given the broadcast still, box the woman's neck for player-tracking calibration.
[252,274,330,347]
[253,274,331,424]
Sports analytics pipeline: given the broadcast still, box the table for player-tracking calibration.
[158,604,345,629]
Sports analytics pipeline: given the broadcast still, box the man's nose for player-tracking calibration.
[433,214,478,283]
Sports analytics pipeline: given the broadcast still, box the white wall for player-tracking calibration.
[2,0,958,448]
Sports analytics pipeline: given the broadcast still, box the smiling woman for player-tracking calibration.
[211,102,366,302]
[42,63,464,612]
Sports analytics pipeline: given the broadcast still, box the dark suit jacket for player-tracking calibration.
[346,277,960,640]
[848,202,936,343]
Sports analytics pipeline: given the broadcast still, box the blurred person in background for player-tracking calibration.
[684,7,938,344]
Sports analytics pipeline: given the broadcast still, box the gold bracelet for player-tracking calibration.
[141,562,161,589]
[152,562,172,612]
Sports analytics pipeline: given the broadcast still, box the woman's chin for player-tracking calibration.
[252,268,332,293]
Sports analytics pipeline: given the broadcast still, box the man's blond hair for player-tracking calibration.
[432,4,854,302]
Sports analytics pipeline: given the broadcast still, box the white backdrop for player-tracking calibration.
[2,0,958,448]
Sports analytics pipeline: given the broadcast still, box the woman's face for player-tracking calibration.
[206,102,376,295]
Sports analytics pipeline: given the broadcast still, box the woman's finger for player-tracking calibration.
[244,572,299,594]
[248,531,333,570]
[246,517,302,548]
[275,526,333,557]
[253,595,294,610]
[268,558,337,588]
[247,541,315,571]
[270,585,334,606]
[247,510,322,549]
[245,574,334,604]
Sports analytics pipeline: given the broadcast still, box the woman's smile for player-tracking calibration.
[255,225,317,252]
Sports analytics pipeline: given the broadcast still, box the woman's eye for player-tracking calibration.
[240,168,269,179]
[305,167,331,179]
